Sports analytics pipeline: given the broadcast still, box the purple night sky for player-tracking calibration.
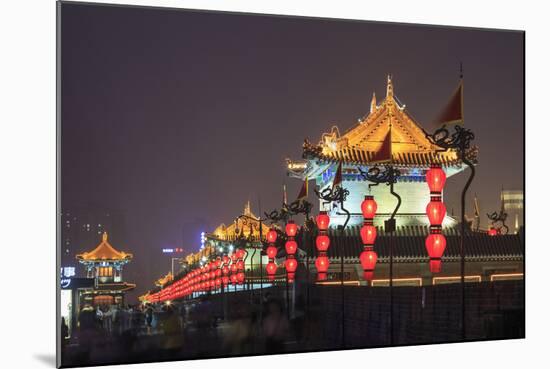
[60,3,523,299]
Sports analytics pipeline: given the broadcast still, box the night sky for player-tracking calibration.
[61,3,524,299]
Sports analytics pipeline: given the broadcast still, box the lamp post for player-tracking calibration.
[265,198,313,321]
[424,124,475,340]
[358,164,401,345]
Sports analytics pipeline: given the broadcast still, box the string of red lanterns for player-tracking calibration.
[235,248,246,285]
[425,164,447,273]
[359,195,378,282]
[315,211,330,281]
[285,220,298,283]
[266,228,278,281]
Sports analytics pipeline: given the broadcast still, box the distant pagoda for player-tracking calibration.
[76,232,135,306]
[287,75,478,229]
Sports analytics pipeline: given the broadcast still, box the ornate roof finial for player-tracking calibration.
[386,74,394,98]
[244,200,252,216]
[370,92,377,113]
[102,232,108,242]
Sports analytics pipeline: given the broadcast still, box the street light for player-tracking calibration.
[424,124,476,341]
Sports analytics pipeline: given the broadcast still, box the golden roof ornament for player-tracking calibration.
[370,92,377,114]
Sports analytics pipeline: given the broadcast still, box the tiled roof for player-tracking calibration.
[303,141,478,168]
[303,226,523,262]
[76,232,132,262]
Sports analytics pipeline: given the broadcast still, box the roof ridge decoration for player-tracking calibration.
[76,231,133,262]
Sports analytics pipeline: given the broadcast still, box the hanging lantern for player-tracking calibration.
[315,255,329,281]
[266,262,277,281]
[285,220,298,237]
[236,248,246,259]
[426,200,447,225]
[315,234,330,252]
[425,164,447,273]
[426,164,447,194]
[360,250,377,281]
[237,272,245,284]
[425,232,446,273]
[267,228,278,243]
[361,195,378,219]
[266,246,278,259]
[488,227,498,236]
[285,258,298,282]
[285,240,297,255]
[316,211,330,231]
[236,260,244,271]
[230,274,238,285]
[360,224,377,245]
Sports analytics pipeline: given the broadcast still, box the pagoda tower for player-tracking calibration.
[76,232,135,306]
[287,75,478,229]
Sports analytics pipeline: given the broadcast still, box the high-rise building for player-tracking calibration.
[60,206,126,271]
[501,190,524,234]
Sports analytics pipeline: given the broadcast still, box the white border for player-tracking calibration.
[1,1,546,368]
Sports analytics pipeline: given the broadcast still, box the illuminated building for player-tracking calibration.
[286,76,522,285]
[501,189,524,233]
[287,75,478,229]
[76,232,135,306]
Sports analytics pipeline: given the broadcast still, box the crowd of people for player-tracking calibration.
[60,292,302,367]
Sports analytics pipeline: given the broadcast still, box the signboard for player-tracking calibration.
[60,277,95,290]
[162,248,184,254]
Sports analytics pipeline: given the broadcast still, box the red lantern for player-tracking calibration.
[236,260,244,270]
[222,276,229,285]
[315,234,330,252]
[360,250,377,273]
[230,264,238,273]
[215,258,222,268]
[222,255,229,265]
[360,224,377,245]
[285,221,298,237]
[267,229,278,243]
[361,195,377,219]
[426,200,446,226]
[488,227,498,236]
[285,240,297,255]
[425,233,447,260]
[266,245,278,259]
[266,262,277,279]
[215,269,222,278]
[316,211,330,231]
[222,266,229,275]
[315,255,329,273]
[236,249,246,259]
[230,274,238,285]
[285,258,298,273]
[426,165,447,194]
[237,272,245,284]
